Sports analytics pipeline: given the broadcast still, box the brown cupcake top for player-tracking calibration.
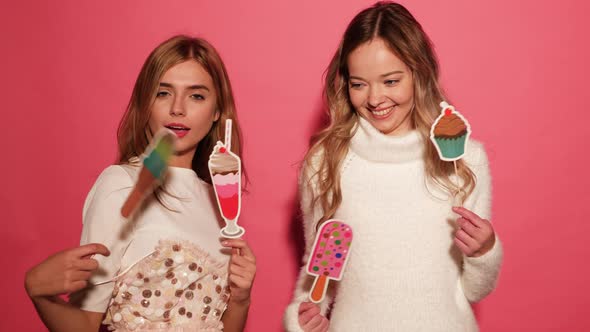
[433,110,467,138]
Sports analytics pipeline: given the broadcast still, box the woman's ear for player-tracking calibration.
[214,109,221,122]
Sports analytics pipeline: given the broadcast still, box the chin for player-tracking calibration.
[174,142,196,153]
[376,121,405,136]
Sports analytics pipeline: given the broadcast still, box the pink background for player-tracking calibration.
[2,0,588,330]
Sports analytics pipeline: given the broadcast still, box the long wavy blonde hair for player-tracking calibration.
[117,35,245,185]
[304,2,475,227]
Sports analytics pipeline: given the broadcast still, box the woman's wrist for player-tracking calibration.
[228,296,251,308]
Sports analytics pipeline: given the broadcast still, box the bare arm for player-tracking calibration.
[24,244,110,332]
[221,298,251,332]
[27,295,104,332]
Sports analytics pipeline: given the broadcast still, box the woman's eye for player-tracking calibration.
[385,80,399,86]
[156,91,170,97]
[350,82,364,89]
[191,94,205,100]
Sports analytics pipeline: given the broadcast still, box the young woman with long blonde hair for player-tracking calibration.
[285,3,502,331]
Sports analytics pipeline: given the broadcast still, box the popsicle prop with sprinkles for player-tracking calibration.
[306,220,353,303]
[208,120,245,238]
[121,129,176,218]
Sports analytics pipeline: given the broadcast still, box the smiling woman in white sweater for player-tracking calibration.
[284,2,503,332]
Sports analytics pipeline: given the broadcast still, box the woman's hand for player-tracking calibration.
[222,239,256,305]
[453,206,495,257]
[24,243,110,298]
[298,301,329,332]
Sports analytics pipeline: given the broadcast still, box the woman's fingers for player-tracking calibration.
[221,239,255,262]
[75,243,110,259]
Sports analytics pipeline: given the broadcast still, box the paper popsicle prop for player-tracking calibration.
[121,129,176,218]
[306,220,353,303]
[208,120,245,238]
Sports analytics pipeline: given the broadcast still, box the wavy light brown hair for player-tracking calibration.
[304,2,475,226]
[117,35,245,185]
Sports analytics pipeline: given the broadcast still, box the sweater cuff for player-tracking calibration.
[283,294,306,332]
[464,235,503,271]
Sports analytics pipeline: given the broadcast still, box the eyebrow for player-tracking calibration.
[380,70,404,77]
[349,70,404,81]
[159,82,210,91]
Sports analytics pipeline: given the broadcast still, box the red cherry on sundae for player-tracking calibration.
[220,147,226,153]
[444,108,453,116]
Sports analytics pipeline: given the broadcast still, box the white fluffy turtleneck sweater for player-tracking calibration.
[284,117,503,332]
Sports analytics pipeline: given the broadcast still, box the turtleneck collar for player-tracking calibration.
[349,116,424,163]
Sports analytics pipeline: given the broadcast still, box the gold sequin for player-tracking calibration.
[178,307,186,315]
[189,263,197,271]
[203,306,211,314]
[142,290,152,298]
[175,290,183,297]
[185,291,194,300]
[155,290,161,297]
[136,272,144,279]
[215,285,222,294]
[141,299,150,308]
[166,271,175,279]
[165,302,173,309]
[133,311,141,317]
[212,274,218,280]
[187,312,193,318]
[172,244,181,252]
[214,309,221,316]
[203,296,212,304]
[122,292,132,300]
[163,310,170,319]
[165,258,174,267]
[188,282,196,290]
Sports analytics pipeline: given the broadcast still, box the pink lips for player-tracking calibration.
[165,123,190,138]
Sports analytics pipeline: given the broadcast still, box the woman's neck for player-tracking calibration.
[169,150,196,169]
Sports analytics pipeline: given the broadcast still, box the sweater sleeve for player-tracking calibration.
[284,159,336,332]
[69,165,134,312]
[460,141,503,303]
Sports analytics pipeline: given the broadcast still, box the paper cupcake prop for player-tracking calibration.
[430,101,473,205]
[306,220,353,303]
[121,129,176,218]
[208,120,245,238]
[430,101,471,161]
